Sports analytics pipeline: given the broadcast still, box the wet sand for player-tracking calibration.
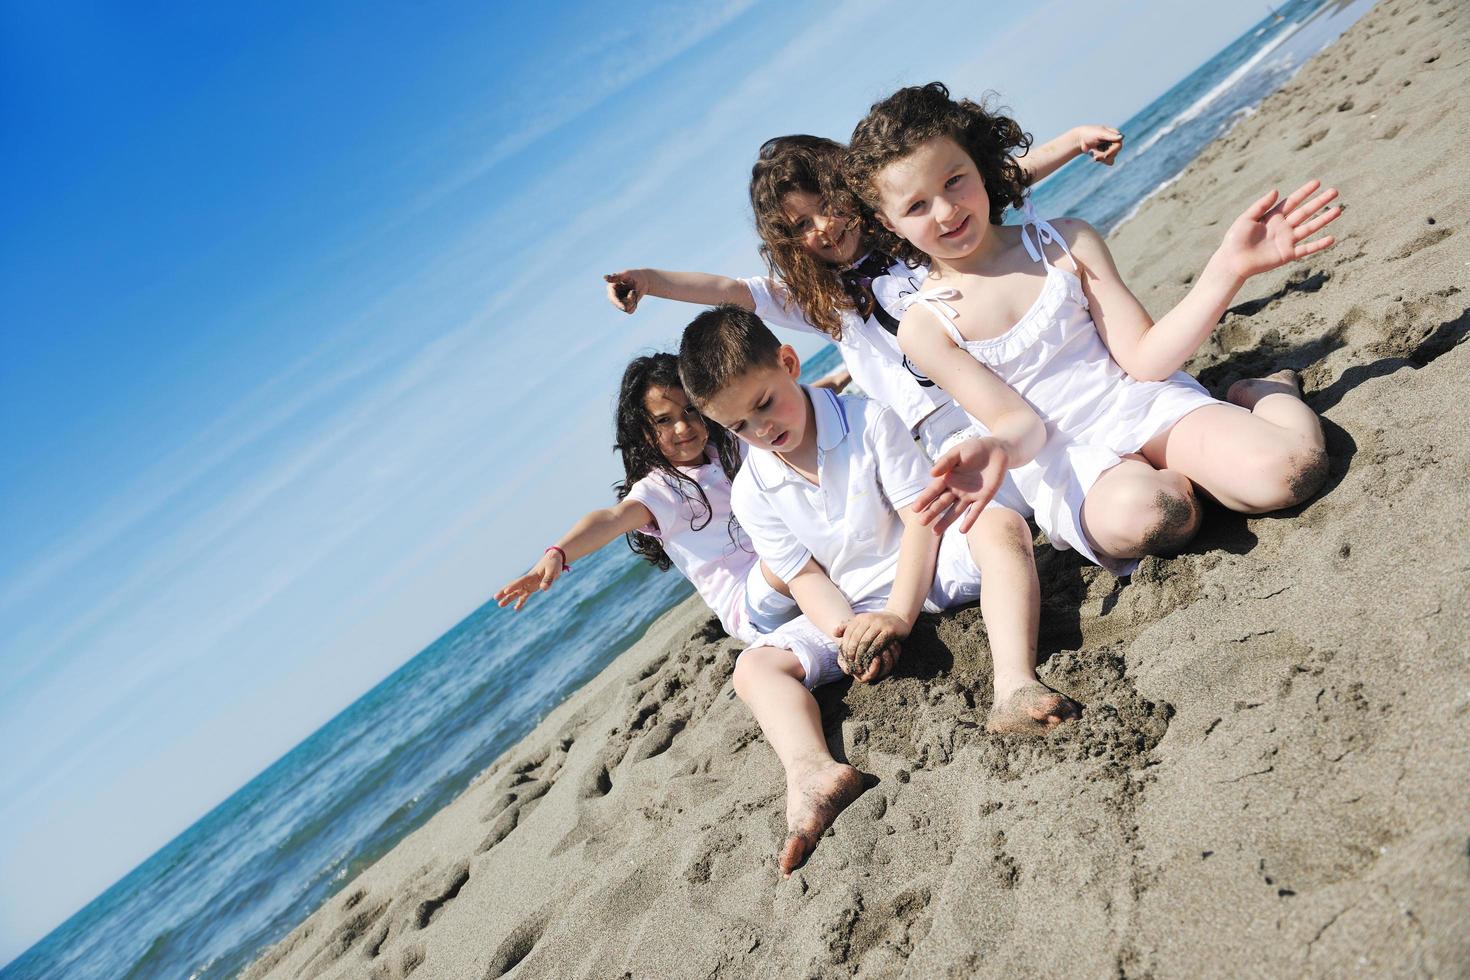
[247,2,1470,976]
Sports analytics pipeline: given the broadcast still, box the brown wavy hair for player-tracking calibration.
[845,83,1033,267]
[749,135,868,340]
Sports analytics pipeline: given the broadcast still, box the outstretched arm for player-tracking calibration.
[1020,125,1125,184]
[604,268,756,314]
[494,498,655,611]
[1073,180,1340,381]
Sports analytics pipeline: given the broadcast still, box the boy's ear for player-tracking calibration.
[876,209,896,234]
[778,344,801,379]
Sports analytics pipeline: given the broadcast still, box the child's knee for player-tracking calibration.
[733,645,800,699]
[1281,445,1330,506]
[1139,475,1201,554]
[1095,473,1200,556]
[1238,443,1329,511]
[732,648,766,697]
[968,506,1032,556]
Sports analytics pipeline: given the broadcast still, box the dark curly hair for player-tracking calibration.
[749,135,870,341]
[844,83,1033,267]
[613,352,744,570]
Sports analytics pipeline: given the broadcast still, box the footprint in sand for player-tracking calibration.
[411,860,469,930]
[483,911,550,979]
[1386,225,1453,261]
[1295,128,1329,151]
[625,716,687,764]
[290,894,390,976]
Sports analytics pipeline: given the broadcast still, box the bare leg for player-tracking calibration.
[731,646,865,878]
[1141,387,1328,513]
[965,508,1081,735]
[1080,457,1202,562]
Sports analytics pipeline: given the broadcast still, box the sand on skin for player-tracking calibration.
[247,3,1470,976]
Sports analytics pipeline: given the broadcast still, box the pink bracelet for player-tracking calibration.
[545,546,571,571]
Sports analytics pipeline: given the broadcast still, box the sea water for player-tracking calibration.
[1,0,1375,975]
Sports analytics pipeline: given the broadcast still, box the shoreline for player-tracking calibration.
[247,1,1470,975]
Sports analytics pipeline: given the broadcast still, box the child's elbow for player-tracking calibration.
[1121,359,1172,384]
[1006,411,1048,464]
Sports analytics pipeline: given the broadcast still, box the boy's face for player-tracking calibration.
[698,346,811,455]
[781,191,863,267]
[644,385,709,466]
[875,135,992,260]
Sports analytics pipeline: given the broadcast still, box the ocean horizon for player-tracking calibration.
[1,1,1378,975]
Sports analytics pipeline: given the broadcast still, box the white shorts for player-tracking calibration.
[743,523,983,690]
[743,560,798,636]
[915,401,1033,518]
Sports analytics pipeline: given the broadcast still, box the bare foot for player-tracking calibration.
[780,757,866,878]
[1226,369,1302,410]
[986,682,1082,735]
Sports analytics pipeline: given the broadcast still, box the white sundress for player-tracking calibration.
[899,203,1220,575]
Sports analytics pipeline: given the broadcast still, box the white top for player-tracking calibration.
[742,256,956,434]
[625,450,756,638]
[731,386,933,606]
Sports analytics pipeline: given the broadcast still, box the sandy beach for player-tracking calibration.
[246,2,1469,976]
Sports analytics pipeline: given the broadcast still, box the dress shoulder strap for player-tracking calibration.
[895,288,967,347]
[1020,198,1079,274]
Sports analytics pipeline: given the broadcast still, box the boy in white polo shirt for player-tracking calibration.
[678,304,1080,880]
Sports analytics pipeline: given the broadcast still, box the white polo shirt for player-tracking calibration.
[730,386,933,607]
[742,262,954,434]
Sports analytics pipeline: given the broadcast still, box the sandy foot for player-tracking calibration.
[1226,369,1303,410]
[780,759,866,878]
[986,682,1082,735]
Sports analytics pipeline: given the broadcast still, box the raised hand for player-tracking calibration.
[494,552,564,611]
[1217,180,1340,281]
[1076,125,1124,166]
[911,436,1010,535]
[604,270,649,314]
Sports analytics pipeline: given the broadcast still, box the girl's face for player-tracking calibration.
[780,191,863,266]
[644,385,709,466]
[874,136,992,261]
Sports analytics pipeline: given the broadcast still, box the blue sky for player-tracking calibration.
[0,0,1269,961]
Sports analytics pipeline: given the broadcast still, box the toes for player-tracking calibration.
[1027,704,1067,728]
[780,833,817,878]
[989,684,1082,735]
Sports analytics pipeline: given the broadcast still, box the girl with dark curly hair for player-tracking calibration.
[602,121,1122,469]
[495,352,797,642]
[847,82,1338,575]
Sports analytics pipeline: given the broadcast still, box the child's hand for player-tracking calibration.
[835,613,908,681]
[913,436,1010,535]
[494,552,564,611]
[604,270,650,314]
[1215,180,1340,282]
[1075,125,1124,166]
[835,641,898,684]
